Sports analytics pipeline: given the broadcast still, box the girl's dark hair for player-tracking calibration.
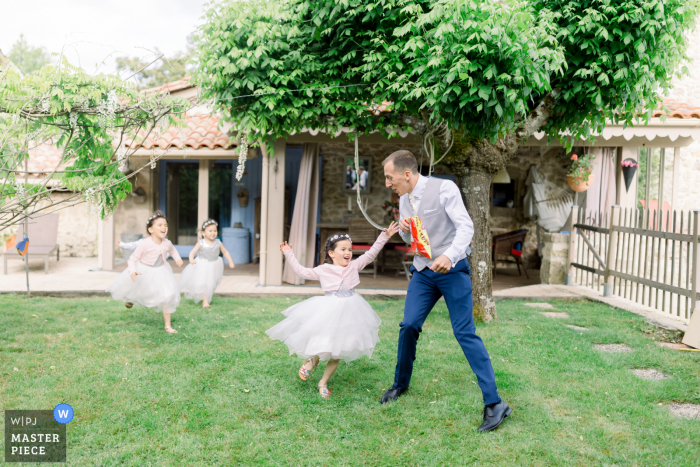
[199,218,218,239]
[146,210,167,232]
[324,232,352,264]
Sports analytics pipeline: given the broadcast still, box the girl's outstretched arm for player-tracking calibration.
[167,240,183,267]
[353,222,398,271]
[219,242,235,268]
[189,242,201,264]
[280,242,320,280]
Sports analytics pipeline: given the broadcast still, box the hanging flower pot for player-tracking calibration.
[566,152,596,192]
[621,158,639,192]
[567,174,595,192]
[4,234,16,251]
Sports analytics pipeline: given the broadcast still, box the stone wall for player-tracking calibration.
[113,161,156,250]
[39,193,99,257]
[667,26,700,214]
[319,142,421,223]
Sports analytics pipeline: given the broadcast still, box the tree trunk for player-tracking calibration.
[454,166,497,321]
[443,133,520,322]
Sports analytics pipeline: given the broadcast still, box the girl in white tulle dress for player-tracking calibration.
[179,219,235,308]
[106,211,183,334]
[266,222,399,399]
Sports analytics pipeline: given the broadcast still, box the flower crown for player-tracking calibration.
[330,233,352,243]
[202,219,218,229]
[147,213,165,224]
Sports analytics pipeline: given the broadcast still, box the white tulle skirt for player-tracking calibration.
[178,257,224,304]
[265,292,381,362]
[106,261,180,313]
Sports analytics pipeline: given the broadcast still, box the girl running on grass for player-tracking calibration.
[179,219,235,308]
[266,222,399,399]
[106,210,183,334]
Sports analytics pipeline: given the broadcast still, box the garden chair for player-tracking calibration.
[393,244,415,281]
[3,213,60,274]
[348,218,379,279]
[491,229,529,279]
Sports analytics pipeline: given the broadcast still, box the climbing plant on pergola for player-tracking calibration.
[195,0,698,320]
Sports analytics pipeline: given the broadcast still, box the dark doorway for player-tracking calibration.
[165,162,199,245]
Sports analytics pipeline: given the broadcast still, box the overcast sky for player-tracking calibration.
[0,0,209,76]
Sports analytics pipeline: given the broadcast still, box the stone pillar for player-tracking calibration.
[98,214,115,271]
[540,232,570,284]
[198,159,211,229]
[262,138,286,286]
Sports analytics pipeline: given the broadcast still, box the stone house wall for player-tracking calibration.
[667,26,700,213]
[319,142,421,224]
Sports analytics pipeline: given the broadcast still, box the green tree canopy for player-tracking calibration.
[195,0,698,147]
[7,34,52,75]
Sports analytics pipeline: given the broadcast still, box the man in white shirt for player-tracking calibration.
[379,150,511,432]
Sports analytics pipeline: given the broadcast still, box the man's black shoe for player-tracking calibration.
[380,387,405,404]
[478,400,512,432]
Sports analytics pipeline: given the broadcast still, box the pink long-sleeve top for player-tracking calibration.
[283,232,391,291]
[127,237,181,274]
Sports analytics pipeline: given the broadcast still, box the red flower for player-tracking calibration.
[571,154,579,160]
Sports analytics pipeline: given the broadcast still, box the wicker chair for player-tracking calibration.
[491,229,529,279]
[348,218,379,278]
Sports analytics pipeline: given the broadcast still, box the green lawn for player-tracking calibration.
[1,294,699,466]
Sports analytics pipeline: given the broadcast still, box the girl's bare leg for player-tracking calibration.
[202,295,210,308]
[163,309,177,333]
[319,359,340,386]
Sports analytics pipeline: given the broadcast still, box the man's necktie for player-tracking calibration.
[408,193,417,215]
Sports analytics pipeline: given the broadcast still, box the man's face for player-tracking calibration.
[384,161,412,196]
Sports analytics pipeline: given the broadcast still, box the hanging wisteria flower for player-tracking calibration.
[236,130,249,181]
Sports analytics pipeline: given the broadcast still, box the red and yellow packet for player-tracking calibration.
[409,216,432,259]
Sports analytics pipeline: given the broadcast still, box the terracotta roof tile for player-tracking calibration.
[652,98,700,119]
[25,141,65,176]
[124,114,236,150]
[141,76,194,95]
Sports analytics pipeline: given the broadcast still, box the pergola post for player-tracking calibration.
[260,138,287,286]
[198,159,211,229]
[98,214,115,271]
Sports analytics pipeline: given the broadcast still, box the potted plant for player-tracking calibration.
[2,229,16,251]
[382,200,400,222]
[621,159,639,192]
[566,152,596,192]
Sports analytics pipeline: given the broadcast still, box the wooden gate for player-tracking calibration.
[566,205,700,322]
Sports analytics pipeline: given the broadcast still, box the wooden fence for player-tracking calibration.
[566,205,699,322]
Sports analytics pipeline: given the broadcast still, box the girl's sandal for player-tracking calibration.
[298,358,317,381]
[164,326,178,334]
[318,385,331,399]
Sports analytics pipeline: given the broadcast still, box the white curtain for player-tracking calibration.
[282,143,319,285]
[584,148,617,224]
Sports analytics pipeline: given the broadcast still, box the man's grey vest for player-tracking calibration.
[400,177,468,271]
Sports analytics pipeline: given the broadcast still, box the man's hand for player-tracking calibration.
[398,217,410,233]
[429,255,452,274]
